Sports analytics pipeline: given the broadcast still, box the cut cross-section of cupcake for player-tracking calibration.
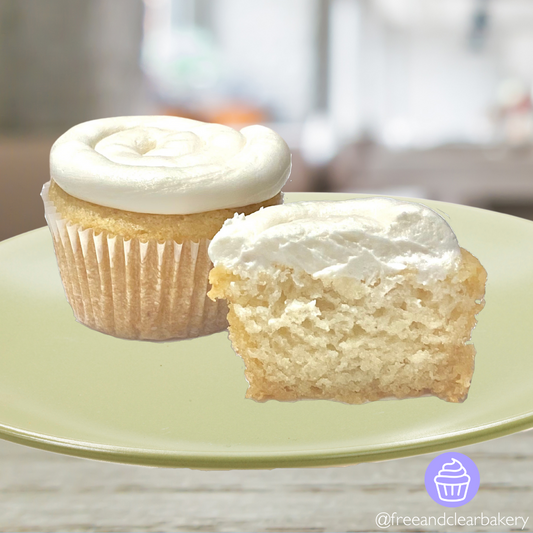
[207,198,487,404]
[42,116,291,341]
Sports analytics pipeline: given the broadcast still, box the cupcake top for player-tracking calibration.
[434,458,471,485]
[50,116,291,215]
[208,197,461,285]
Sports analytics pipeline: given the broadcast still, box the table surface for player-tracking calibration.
[0,430,531,533]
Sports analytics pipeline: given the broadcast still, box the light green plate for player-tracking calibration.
[1,193,532,469]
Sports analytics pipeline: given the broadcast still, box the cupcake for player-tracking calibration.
[433,459,471,502]
[208,198,487,403]
[42,115,291,340]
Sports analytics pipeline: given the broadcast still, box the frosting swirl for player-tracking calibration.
[434,458,470,484]
[208,197,461,286]
[50,116,291,214]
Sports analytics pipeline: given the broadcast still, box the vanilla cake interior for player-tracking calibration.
[210,250,486,403]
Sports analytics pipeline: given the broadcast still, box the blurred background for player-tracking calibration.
[3,0,533,241]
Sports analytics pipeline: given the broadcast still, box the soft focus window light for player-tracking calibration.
[142,0,317,126]
[300,113,338,166]
[142,0,222,109]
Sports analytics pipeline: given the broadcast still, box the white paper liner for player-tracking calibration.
[41,182,228,340]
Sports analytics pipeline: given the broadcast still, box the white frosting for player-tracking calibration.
[208,198,461,285]
[50,116,291,214]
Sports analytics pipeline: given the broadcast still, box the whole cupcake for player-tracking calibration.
[41,115,290,341]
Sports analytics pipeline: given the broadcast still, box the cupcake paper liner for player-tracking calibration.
[41,182,228,340]
[435,481,470,502]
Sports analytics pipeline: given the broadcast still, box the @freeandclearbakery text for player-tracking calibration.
[375,512,529,530]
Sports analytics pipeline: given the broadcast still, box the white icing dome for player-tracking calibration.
[50,116,291,214]
[208,197,461,286]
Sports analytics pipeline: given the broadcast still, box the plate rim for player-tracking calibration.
[1,412,533,469]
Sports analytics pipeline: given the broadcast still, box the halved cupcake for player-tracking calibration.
[42,115,291,340]
[208,198,487,404]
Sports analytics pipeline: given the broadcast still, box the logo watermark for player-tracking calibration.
[375,512,529,530]
[425,452,480,507]
[374,451,529,529]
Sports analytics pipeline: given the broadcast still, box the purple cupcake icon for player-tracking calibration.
[433,458,471,502]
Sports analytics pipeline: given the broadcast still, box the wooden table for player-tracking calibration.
[0,430,531,532]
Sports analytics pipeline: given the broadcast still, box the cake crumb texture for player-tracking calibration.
[209,249,487,404]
